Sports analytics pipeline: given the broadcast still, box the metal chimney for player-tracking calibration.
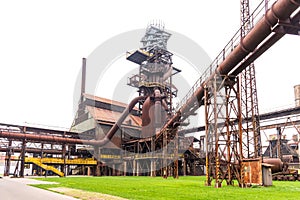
[81,58,86,96]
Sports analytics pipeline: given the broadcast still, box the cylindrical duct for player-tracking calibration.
[263,158,283,173]
[154,89,162,126]
[141,96,154,138]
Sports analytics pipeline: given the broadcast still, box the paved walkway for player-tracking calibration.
[0,177,77,200]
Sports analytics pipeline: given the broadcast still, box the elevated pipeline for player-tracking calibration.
[160,0,300,133]
[95,95,146,146]
[0,96,146,146]
[0,147,63,154]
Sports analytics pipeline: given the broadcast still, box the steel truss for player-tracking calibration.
[205,75,245,187]
[240,0,262,159]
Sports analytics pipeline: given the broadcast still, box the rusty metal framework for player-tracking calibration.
[126,22,183,178]
[239,0,262,159]
[263,116,300,162]
[1,0,300,184]
[0,123,97,177]
[205,75,245,187]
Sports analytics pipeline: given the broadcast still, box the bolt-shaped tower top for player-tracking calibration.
[140,21,171,52]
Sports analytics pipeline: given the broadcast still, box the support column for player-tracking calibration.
[133,159,136,176]
[136,160,140,176]
[150,159,156,177]
[112,164,116,176]
[162,130,168,179]
[40,143,44,176]
[62,142,66,176]
[276,127,282,159]
[67,144,71,175]
[105,166,108,176]
[95,146,101,176]
[205,75,244,187]
[82,166,85,175]
[173,129,179,179]
[240,0,262,160]
[183,158,186,176]
[123,161,127,176]
[4,140,12,176]
[96,161,101,176]
[19,139,26,177]
[87,166,91,176]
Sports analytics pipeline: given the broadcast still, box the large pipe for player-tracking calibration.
[0,147,63,154]
[95,95,146,146]
[232,2,300,76]
[0,96,145,146]
[141,96,155,138]
[0,131,84,145]
[263,158,283,173]
[154,89,162,126]
[1,0,299,147]
[162,66,172,81]
[160,0,300,133]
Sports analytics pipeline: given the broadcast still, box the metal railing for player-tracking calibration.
[25,157,97,165]
[176,0,275,111]
[25,157,65,177]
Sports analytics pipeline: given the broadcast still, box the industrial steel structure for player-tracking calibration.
[1,0,300,189]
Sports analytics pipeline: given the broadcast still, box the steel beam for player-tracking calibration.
[161,0,300,136]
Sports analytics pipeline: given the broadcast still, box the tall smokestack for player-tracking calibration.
[294,85,300,107]
[81,58,86,96]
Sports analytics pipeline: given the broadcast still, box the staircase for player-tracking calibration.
[25,157,64,177]
[25,157,98,177]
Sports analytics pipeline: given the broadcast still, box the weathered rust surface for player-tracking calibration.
[263,158,283,173]
[243,159,263,185]
[0,96,145,146]
[161,0,300,134]
[87,106,141,126]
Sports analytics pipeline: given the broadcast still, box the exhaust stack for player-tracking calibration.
[81,58,87,96]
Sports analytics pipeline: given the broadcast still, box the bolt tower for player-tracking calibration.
[126,22,181,177]
[127,22,180,138]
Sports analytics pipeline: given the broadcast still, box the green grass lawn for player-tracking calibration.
[34,176,300,200]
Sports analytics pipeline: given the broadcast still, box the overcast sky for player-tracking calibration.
[1,0,300,131]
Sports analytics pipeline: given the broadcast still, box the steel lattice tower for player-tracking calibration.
[126,21,181,178]
[205,1,264,188]
[240,0,262,159]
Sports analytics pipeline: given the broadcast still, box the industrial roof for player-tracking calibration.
[82,93,142,127]
[83,93,139,111]
[86,106,141,127]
